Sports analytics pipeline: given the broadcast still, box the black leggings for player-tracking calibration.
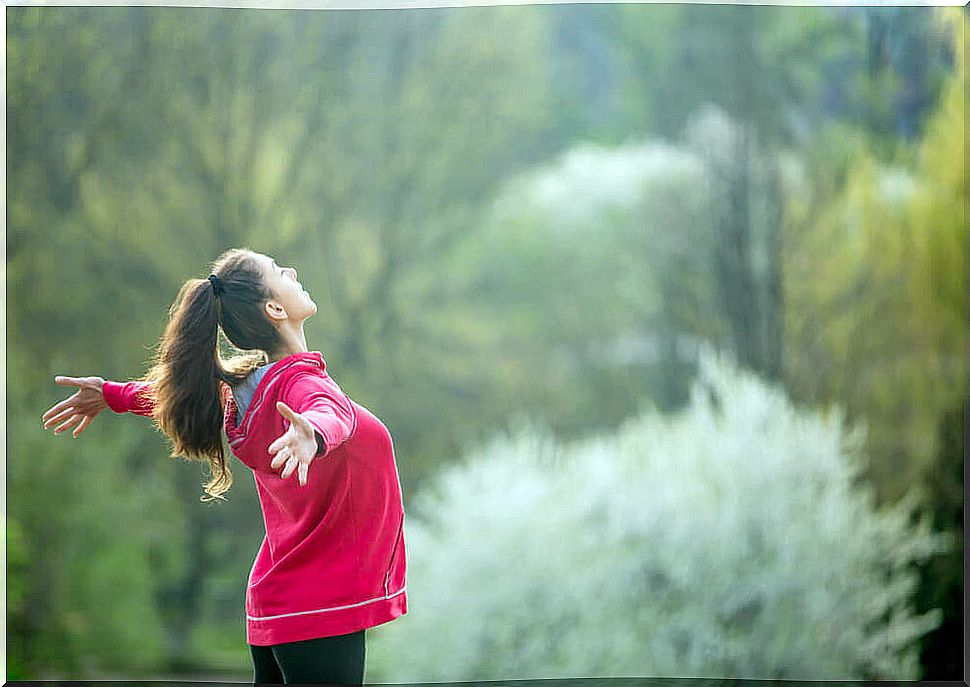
[249,629,366,685]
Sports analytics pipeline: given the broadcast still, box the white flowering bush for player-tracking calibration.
[366,345,948,682]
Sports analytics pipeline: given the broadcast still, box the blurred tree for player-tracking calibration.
[608,6,954,386]
[610,6,832,383]
[785,6,964,506]
[783,7,964,677]
[894,8,966,676]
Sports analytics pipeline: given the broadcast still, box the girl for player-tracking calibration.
[41,247,407,685]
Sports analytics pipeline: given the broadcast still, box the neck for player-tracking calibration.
[270,322,310,363]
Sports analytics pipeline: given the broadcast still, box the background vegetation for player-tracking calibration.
[6,4,964,680]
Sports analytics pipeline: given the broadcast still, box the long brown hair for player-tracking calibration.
[143,248,282,501]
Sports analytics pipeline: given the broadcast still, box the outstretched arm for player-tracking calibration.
[42,376,157,438]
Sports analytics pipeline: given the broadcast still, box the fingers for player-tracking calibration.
[273,448,311,487]
[53,414,83,435]
[268,407,314,456]
[269,406,316,486]
[42,395,79,421]
[43,405,77,429]
[280,453,299,481]
[271,446,290,470]
[74,416,92,437]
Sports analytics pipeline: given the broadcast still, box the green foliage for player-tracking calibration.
[614,5,862,144]
[780,15,965,672]
[366,347,948,681]
[6,400,170,676]
[784,7,965,505]
[6,517,31,679]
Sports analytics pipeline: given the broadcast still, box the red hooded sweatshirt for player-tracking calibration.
[102,351,407,645]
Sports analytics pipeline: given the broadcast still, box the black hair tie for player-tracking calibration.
[207,274,224,297]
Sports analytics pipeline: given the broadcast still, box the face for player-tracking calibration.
[256,253,317,324]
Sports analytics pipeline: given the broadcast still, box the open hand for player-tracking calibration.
[268,401,319,486]
[41,376,107,438]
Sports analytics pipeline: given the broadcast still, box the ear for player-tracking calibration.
[264,298,288,324]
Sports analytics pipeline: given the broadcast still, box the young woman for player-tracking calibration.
[41,247,407,685]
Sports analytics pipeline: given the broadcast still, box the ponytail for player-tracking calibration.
[144,248,283,501]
